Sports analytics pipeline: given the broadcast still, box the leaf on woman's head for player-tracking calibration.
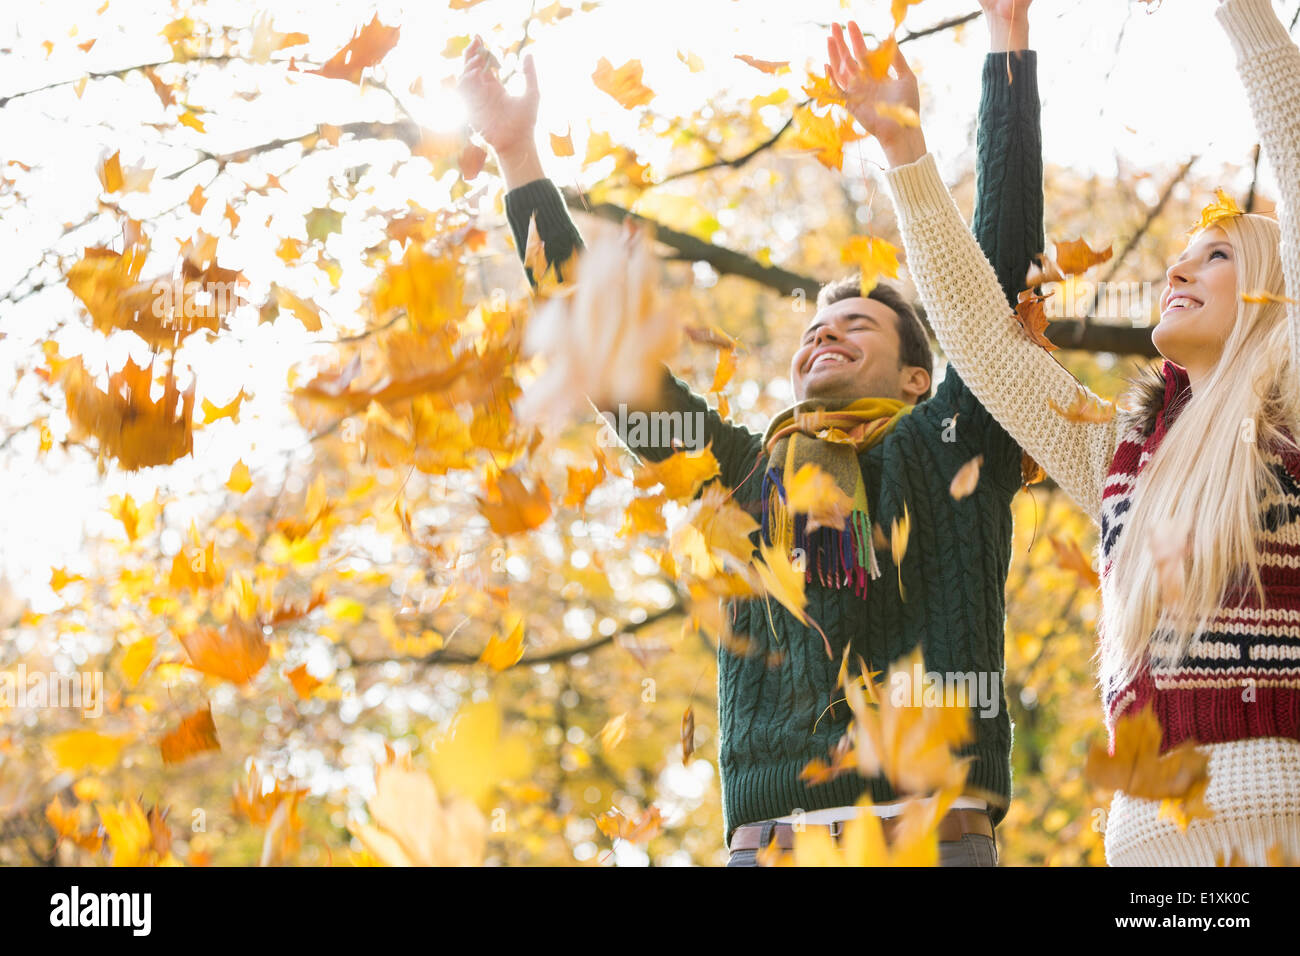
[1188,187,1243,235]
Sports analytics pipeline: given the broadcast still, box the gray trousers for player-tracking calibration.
[725,825,998,867]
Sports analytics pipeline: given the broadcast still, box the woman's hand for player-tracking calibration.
[979,0,1032,52]
[457,35,544,187]
[826,21,927,168]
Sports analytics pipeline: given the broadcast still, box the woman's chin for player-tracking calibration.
[1150,323,1187,365]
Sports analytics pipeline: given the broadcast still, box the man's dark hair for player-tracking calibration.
[815,275,934,402]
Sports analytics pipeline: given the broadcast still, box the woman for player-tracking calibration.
[826,0,1300,865]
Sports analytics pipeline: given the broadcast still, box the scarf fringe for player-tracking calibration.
[761,465,880,598]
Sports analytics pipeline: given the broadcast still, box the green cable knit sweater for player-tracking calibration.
[504,52,1043,846]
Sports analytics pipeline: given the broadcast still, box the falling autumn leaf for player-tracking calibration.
[159,705,221,764]
[178,615,269,685]
[1085,702,1211,828]
[307,16,400,84]
[596,804,663,843]
[949,455,983,500]
[1242,289,1299,305]
[786,462,854,533]
[681,705,695,763]
[550,127,574,157]
[477,470,552,537]
[479,616,526,670]
[734,54,790,75]
[841,235,901,297]
[890,502,910,601]
[1047,385,1115,424]
[632,446,720,501]
[591,57,655,109]
[846,648,973,795]
[786,105,864,170]
[517,219,680,429]
[49,730,129,772]
[1014,288,1058,351]
[350,761,487,866]
[226,459,252,493]
[600,713,628,752]
[1048,535,1100,589]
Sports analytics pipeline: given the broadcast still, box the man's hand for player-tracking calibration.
[979,0,1032,53]
[458,35,544,188]
[825,21,926,168]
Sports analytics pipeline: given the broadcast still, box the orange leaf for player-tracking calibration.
[307,15,400,84]
[1048,535,1100,589]
[632,446,720,501]
[596,805,662,843]
[476,471,551,537]
[1014,289,1058,351]
[178,616,269,685]
[1054,238,1113,276]
[1047,385,1115,424]
[550,127,574,157]
[159,705,220,765]
[591,57,655,109]
[734,54,790,75]
[285,664,322,699]
[1085,703,1209,806]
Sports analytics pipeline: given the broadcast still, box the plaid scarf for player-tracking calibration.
[760,397,913,597]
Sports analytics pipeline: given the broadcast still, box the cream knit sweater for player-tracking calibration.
[883,0,1300,866]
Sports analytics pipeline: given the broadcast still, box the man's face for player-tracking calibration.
[790,296,929,403]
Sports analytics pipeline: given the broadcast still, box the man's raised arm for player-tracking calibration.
[459,37,764,490]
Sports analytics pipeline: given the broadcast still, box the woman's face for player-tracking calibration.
[1151,226,1239,380]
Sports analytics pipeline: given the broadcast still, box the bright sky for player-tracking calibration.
[0,0,1291,606]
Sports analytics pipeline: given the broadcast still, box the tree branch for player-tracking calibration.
[561,188,1160,357]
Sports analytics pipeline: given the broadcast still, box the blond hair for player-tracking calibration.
[1099,213,1300,696]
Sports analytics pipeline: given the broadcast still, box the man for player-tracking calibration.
[459,0,1039,866]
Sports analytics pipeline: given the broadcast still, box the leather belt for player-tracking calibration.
[728,808,993,853]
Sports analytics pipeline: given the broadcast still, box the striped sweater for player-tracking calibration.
[1099,358,1300,746]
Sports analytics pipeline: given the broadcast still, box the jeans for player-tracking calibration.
[725,825,998,867]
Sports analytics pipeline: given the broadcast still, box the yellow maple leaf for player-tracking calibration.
[351,762,487,867]
[845,648,973,795]
[754,540,818,640]
[50,730,129,772]
[890,502,910,600]
[1189,187,1243,234]
[632,446,720,501]
[225,459,252,494]
[786,106,863,170]
[479,616,526,671]
[591,57,655,109]
[671,482,759,577]
[840,235,901,297]
[786,462,855,533]
[426,699,534,808]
